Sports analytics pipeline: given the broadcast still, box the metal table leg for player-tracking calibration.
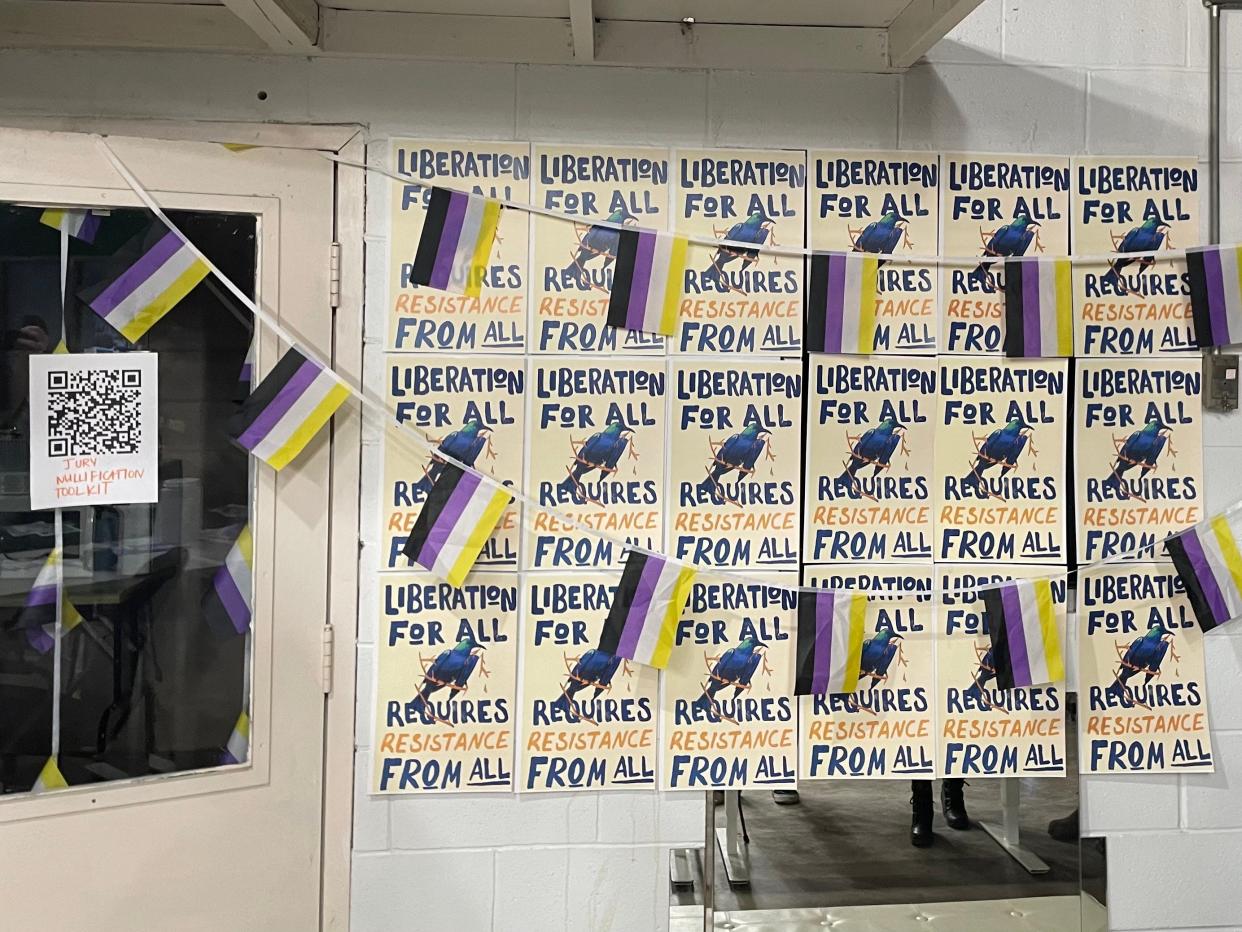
[979,778,1050,875]
[714,790,751,887]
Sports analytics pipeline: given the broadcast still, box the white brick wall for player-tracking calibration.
[3,1,1241,928]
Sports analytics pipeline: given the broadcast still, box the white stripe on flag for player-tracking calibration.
[102,243,201,336]
[839,255,863,352]
[1014,580,1049,685]
[448,195,487,292]
[61,210,90,238]
[641,233,675,331]
[1218,246,1242,345]
[632,559,683,664]
[429,485,493,582]
[826,595,854,692]
[1198,525,1242,619]
[249,368,341,464]
[224,538,252,610]
[1037,260,1059,355]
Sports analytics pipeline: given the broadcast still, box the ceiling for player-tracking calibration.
[0,0,986,71]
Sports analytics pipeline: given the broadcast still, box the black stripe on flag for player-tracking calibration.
[605,228,641,329]
[1001,258,1026,358]
[411,187,452,288]
[1165,533,1221,632]
[401,462,467,563]
[1185,249,1215,349]
[598,549,647,656]
[793,592,819,697]
[226,347,309,440]
[981,586,1016,691]
[805,254,830,355]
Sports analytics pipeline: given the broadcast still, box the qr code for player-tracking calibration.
[46,368,144,457]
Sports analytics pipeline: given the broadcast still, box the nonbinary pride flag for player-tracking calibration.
[605,229,688,337]
[204,525,253,636]
[598,550,696,670]
[1166,512,1242,632]
[40,208,101,244]
[221,712,250,765]
[806,252,878,355]
[1002,257,1073,357]
[981,578,1065,689]
[32,756,68,793]
[794,590,867,696]
[1186,245,1242,348]
[83,228,209,343]
[20,548,83,655]
[227,348,350,471]
[401,463,511,588]
[410,186,502,298]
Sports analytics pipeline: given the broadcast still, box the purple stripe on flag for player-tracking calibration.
[1181,529,1231,625]
[429,191,469,292]
[1000,583,1033,687]
[91,231,184,316]
[824,254,846,353]
[1021,261,1042,356]
[1203,247,1230,346]
[26,585,56,607]
[625,233,657,330]
[78,213,101,244]
[811,591,834,695]
[26,625,54,653]
[214,568,251,634]
[616,554,665,660]
[236,360,320,450]
[416,470,482,570]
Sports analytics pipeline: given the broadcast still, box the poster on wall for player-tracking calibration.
[799,565,936,780]
[809,151,938,353]
[804,355,936,563]
[940,154,1071,354]
[1075,358,1203,563]
[659,576,797,790]
[669,359,802,569]
[530,144,670,355]
[1078,563,1214,774]
[524,359,666,570]
[518,573,658,793]
[671,148,805,355]
[371,572,518,794]
[382,356,524,570]
[936,564,1067,778]
[1072,157,1199,356]
[934,358,1068,564]
[386,139,530,353]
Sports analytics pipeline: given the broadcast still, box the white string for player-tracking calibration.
[51,225,67,759]
[95,135,1241,599]
[326,153,1200,268]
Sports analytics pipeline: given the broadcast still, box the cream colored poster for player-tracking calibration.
[671,148,805,354]
[934,359,1068,564]
[936,564,1067,778]
[805,355,935,563]
[1072,157,1199,355]
[810,151,938,353]
[940,154,1071,354]
[530,144,670,355]
[669,359,802,569]
[525,359,665,570]
[800,565,936,780]
[1079,563,1214,774]
[382,356,523,570]
[660,576,796,790]
[372,572,517,794]
[518,573,658,792]
[1076,358,1203,563]
[387,140,529,352]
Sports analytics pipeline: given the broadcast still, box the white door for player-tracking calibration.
[0,128,353,931]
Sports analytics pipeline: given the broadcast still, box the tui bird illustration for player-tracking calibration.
[413,419,494,495]
[961,416,1033,497]
[697,424,773,505]
[963,646,998,705]
[691,636,767,721]
[551,648,624,724]
[702,209,774,289]
[557,420,635,505]
[968,214,1041,290]
[835,417,907,498]
[1105,623,1173,708]
[1102,416,1172,498]
[1099,219,1170,295]
[563,207,636,288]
[852,210,909,265]
[408,635,486,722]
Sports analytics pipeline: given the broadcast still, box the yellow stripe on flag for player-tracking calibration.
[40,209,66,232]
[650,566,698,669]
[465,200,502,299]
[1033,578,1064,682]
[1054,258,1073,356]
[856,257,878,354]
[1211,515,1242,600]
[658,235,689,336]
[840,594,868,692]
[118,257,210,343]
[34,756,68,792]
[446,487,510,588]
[265,382,351,471]
[237,524,254,566]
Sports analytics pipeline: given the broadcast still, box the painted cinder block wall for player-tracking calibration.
[2,1,1241,929]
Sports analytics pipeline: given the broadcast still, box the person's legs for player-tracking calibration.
[941,778,969,830]
[911,779,934,847]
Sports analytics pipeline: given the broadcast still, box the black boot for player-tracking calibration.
[911,780,933,847]
[1048,808,1079,842]
[941,779,969,830]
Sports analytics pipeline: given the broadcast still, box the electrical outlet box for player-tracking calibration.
[1206,352,1239,412]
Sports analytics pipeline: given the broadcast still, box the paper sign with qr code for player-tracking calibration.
[29,353,159,510]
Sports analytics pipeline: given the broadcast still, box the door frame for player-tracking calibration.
[0,118,364,932]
